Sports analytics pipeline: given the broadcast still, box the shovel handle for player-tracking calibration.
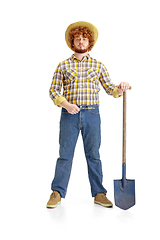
[118,86,132,164]
[123,91,127,164]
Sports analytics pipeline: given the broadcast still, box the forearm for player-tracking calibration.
[49,63,65,105]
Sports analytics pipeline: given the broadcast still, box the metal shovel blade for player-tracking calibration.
[114,178,135,210]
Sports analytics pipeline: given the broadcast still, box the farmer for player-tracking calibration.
[47,21,130,208]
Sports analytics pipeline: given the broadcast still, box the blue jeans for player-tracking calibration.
[51,105,107,198]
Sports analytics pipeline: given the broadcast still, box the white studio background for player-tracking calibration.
[0,0,159,239]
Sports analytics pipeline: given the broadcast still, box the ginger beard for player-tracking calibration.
[73,45,89,53]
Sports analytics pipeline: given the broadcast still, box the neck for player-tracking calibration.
[74,51,89,61]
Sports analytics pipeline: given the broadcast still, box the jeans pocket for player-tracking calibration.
[88,106,99,114]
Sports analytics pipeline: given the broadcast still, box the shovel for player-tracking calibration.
[114,87,135,210]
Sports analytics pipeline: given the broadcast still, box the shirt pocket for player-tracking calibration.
[87,69,97,81]
[87,69,100,92]
[63,68,77,94]
[65,68,77,82]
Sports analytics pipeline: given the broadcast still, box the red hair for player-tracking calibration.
[68,26,94,51]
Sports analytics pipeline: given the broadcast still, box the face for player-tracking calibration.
[73,35,89,53]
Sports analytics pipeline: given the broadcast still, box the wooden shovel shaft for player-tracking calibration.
[118,86,131,164]
[123,91,126,164]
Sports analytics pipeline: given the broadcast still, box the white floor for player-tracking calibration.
[1,175,159,240]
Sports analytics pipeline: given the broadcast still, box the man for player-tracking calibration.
[47,21,130,208]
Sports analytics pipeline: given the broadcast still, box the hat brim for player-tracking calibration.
[65,21,98,51]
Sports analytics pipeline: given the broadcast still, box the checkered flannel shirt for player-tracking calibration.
[49,54,119,106]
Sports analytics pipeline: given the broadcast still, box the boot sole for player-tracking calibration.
[94,200,113,208]
[46,201,61,209]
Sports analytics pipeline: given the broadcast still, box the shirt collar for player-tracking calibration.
[71,54,90,61]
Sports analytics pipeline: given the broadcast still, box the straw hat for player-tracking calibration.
[65,21,98,50]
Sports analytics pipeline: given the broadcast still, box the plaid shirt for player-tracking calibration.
[49,54,119,106]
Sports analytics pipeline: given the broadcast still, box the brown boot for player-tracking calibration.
[94,193,113,208]
[46,191,61,208]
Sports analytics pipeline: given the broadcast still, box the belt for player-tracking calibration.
[77,105,98,110]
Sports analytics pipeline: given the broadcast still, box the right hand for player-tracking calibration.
[66,103,80,114]
[60,101,80,114]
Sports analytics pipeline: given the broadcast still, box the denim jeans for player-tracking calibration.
[51,105,107,198]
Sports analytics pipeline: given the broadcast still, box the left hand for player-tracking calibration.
[117,82,130,95]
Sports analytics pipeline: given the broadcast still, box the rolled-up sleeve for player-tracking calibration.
[99,64,121,98]
[49,63,67,106]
